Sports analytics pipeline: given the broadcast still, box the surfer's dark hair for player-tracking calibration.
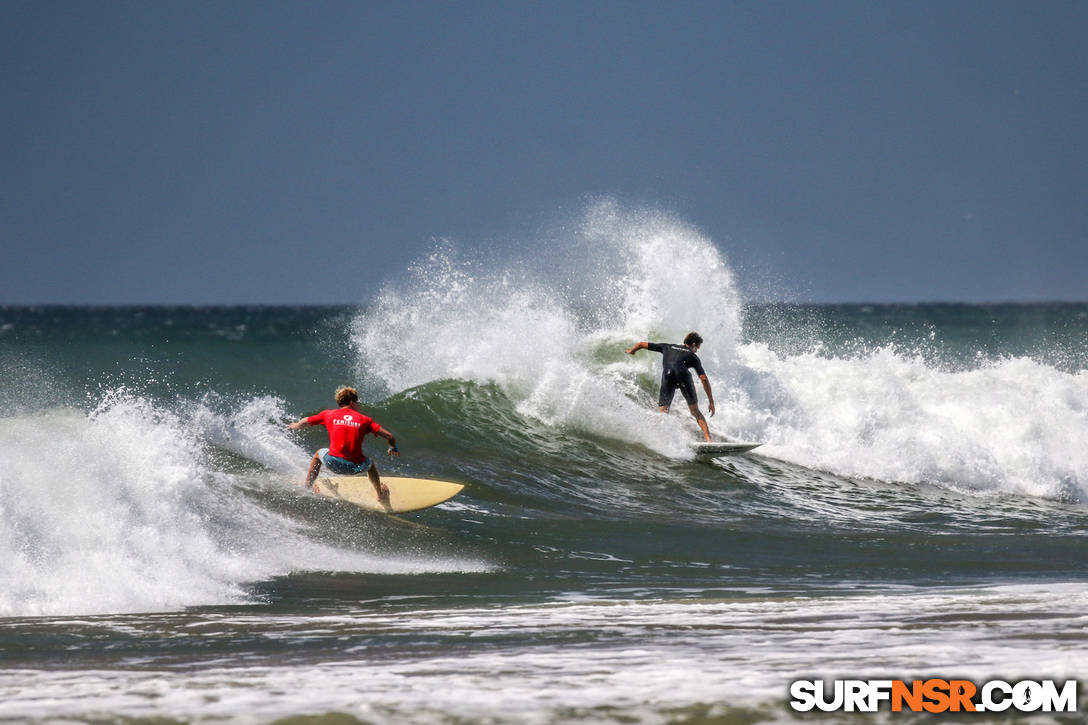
[684,332,703,348]
[335,386,358,406]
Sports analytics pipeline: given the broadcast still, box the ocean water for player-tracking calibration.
[1,205,1086,723]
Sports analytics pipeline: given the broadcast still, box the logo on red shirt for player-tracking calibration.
[308,409,381,463]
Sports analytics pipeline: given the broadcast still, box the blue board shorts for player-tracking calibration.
[318,448,372,475]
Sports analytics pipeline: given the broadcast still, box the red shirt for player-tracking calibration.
[307,407,382,463]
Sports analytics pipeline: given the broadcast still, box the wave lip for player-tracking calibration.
[351,201,745,456]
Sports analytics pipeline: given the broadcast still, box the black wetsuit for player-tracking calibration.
[646,342,705,408]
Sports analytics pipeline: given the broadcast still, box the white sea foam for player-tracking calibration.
[191,393,304,473]
[0,390,489,617]
[352,201,1088,499]
[741,345,1088,500]
[3,583,1084,722]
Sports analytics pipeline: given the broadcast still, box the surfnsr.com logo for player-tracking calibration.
[790,679,1078,713]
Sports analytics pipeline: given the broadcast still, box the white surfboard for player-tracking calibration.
[690,441,763,456]
[313,475,464,513]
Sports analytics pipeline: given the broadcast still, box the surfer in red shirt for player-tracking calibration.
[287,386,399,500]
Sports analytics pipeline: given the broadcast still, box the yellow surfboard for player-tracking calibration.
[312,475,464,514]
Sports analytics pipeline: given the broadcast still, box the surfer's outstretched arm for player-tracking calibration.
[625,341,649,355]
[374,427,399,457]
[699,374,716,416]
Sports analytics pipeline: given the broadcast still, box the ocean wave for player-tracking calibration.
[0,390,490,617]
[350,201,1088,501]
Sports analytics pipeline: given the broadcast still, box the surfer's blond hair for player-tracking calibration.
[335,386,359,406]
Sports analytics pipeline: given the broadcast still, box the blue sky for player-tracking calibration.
[3,1,1086,304]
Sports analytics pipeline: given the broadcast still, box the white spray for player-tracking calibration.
[0,390,489,617]
[351,200,1087,500]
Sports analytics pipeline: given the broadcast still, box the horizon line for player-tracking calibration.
[3,299,1087,309]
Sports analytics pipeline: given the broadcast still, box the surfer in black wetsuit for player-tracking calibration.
[625,331,716,442]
